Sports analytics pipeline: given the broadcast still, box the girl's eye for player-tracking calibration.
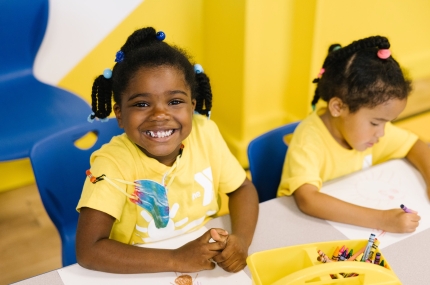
[371,122,379,126]
[134,102,149,107]
[169,99,182,105]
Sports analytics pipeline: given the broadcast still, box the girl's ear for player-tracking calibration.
[327,97,346,118]
[113,103,124,128]
[191,99,196,111]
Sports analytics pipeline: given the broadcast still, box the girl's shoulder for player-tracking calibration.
[191,114,220,135]
[294,112,327,144]
[90,133,137,162]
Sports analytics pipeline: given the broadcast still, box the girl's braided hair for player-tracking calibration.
[311,36,411,113]
[89,27,212,120]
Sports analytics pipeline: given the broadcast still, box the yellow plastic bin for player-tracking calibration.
[246,239,401,285]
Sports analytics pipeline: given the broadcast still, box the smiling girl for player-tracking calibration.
[76,27,258,274]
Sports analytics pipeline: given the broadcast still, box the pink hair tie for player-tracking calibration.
[318,68,325,77]
[377,49,391,59]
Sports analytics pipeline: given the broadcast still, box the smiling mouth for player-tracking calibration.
[145,130,175,138]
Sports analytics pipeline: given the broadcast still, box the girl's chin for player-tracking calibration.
[138,144,181,159]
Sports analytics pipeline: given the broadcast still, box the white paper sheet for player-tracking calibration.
[58,226,251,285]
[320,159,430,248]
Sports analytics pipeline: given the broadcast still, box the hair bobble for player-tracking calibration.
[194,64,204,74]
[312,68,325,84]
[377,49,391,59]
[87,112,96,123]
[103,68,112,79]
[156,31,166,41]
[115,50,124,62]
[87,112,109,123]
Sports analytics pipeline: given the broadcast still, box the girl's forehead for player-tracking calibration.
[123,65,190,96]
[130,66,187,85]
[356,98,407,118]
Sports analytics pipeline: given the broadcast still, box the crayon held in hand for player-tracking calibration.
[400,204,416,213]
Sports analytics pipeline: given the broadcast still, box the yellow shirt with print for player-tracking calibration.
[77,114,246,245]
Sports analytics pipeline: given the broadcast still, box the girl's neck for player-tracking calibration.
[138,145,183,167]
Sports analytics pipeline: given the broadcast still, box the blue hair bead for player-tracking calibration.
[156,31,166,41]
[194,64,204,74]
[87,112,95,123]
[103,68,112,79]
[115,50,124,62]
[100,117,109,123]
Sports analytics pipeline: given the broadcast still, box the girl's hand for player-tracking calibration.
[380,209,420,233]
[212,234,248,273]
[171,228,228,272]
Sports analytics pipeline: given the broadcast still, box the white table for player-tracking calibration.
[13,159,430,284]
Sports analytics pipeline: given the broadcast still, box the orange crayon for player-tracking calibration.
[331,246,340,261]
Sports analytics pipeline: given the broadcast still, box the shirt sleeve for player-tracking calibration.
[373,122,418,164]
[277,138,323,196]
[76,156,128,221]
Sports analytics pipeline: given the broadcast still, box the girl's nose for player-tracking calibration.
[150,104,169,120]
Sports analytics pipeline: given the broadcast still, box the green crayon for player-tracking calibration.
[347,249,353,259]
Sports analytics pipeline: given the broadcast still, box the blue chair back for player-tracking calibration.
[0,0,91,161]
[29,120,123,266]
[247,122,300,203]
[0,0,47,75]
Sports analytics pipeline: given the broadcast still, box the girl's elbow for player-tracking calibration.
[76,244,98,270]
[293,191,315,214]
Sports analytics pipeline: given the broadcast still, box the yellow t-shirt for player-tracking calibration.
[277,110,418,196]
[77,114,246,244]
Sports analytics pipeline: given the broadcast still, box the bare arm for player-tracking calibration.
[213,177,259,272]
[293,183,420,233]
[76,207,227,273]
[406,139,430,199]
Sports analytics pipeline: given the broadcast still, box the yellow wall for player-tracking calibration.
[3,0,430,191]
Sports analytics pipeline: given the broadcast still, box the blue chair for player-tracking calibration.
[247,122,300,203]
[29,120,123,266]
[0,0,91,161]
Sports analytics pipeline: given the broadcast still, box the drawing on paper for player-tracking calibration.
[324,167,406,210]
[171,273,200,285]
[320,159,430,249]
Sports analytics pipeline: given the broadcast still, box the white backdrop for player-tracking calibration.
[34,0,143,85]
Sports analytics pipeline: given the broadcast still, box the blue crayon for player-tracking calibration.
[361,233,376,261]
[337,245,346,261]
[338,248,348,261]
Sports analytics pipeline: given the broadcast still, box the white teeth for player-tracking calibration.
[146,130,173,138]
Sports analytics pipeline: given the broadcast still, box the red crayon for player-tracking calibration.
[337,245,346,260]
